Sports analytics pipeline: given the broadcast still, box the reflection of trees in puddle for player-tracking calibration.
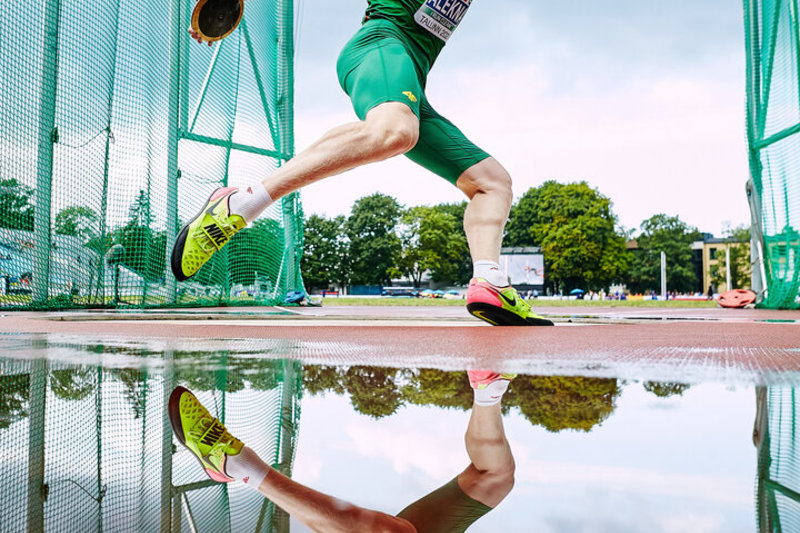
[507,376,619,432]
[303,366,622,432]
[0,349,302,532]
[0,350,291,429]
[643,381,691,398]
[50,369,95,401]
[0,373,29,429]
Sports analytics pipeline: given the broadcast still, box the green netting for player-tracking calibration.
[745,0,800,309]
[0,343,303,532]
[0,0,303,309]
[755,386,800,532]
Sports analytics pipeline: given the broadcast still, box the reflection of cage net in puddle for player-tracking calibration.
[0,350,302,531]
[755,386,800,532]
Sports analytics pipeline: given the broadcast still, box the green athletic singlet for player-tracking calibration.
[336,1,490,184]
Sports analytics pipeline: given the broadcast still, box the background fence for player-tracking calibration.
[745,0,800,309]
[755,385,800,532]
[0,343,302,532]
[0,0,304,309]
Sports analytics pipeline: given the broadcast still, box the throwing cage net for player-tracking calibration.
[0,343,302,532]
[0,0,304,309]
[755,386,800,532]
[745,0,800,309]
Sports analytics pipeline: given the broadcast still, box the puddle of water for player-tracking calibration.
[0,337,797,532]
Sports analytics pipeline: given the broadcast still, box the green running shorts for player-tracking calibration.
[336,19,490,184]
[396,477,493,533]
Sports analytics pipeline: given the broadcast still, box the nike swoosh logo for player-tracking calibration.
[498,291,516,307]
[205,198,224,217]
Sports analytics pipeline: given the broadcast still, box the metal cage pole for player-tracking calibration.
[278,0,302,296]
[27,356,48,533]
[33,0,62,303]
[165,0,184,304]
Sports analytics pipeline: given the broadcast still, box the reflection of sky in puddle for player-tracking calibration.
[0,335,796,532]
[294,383,756,533]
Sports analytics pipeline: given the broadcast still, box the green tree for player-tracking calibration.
[402,369,473,410]
[54,206,99,243]
[303,365,346,395]
[116,368,147,419]
[710,225,751,290]
[50,368,95,401]
[0,373,29,429]
[344,366,405,418]
[643,381,691,397]
[345,193,403,286]
[431,202,472,285]
[505,375,620,432]
[109,190,168,281]
[228,218,284,286]
[505,181,628,292]
[628,214,701,293]
[0,179,35,231]
[398,206,468,287]
[302,214,349,290]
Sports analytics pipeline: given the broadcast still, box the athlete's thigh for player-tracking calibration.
[404,97,491,184]
[337,29,423,119]
[396,477,492,533]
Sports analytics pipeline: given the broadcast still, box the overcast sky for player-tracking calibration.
[291,0,750,237]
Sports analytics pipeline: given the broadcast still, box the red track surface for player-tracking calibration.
[1,307,798,383]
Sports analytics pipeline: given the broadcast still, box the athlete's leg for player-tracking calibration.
[169,387,415,533]
[457,387,515,507]
[455,158,513,265]
[403,100,551,325]
[261,102,419,200]
[254,466,416,533]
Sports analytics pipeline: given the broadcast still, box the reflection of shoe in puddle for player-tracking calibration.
[466,278,553,326]
[168,386,243,483]
[468,371,516,406]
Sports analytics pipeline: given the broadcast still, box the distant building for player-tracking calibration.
[691,235,751,294]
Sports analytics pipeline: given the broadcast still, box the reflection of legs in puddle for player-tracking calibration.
[169,373,514,533]
[169,386,415,532]
[396,371,515,531]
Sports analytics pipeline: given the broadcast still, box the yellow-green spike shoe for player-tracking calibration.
[170,187,246,281]
[168,386,243,483]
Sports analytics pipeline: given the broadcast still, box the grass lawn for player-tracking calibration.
[321,297,719,308]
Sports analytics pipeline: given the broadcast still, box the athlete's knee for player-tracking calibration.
[481,163,512,197]
[364,103,420,157]
[458,158,513,200]
[369,120,418,156]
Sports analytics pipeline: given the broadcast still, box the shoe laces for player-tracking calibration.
[191,211,240,253]
[189,416,235,457]
[188,415,215,443]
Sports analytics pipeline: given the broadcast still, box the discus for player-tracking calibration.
[717,289,756,308]
[191,0,244,42]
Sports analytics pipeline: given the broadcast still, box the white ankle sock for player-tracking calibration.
[225,446,271,489]
[228,183,274,224]
[474,379,511,406]
[473,261,509,287]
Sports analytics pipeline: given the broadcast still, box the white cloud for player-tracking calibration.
[344,418,467,479]
[659,513,724,533]
[516,459,751,506]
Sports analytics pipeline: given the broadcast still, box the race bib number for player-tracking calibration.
[414,0,472,42]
